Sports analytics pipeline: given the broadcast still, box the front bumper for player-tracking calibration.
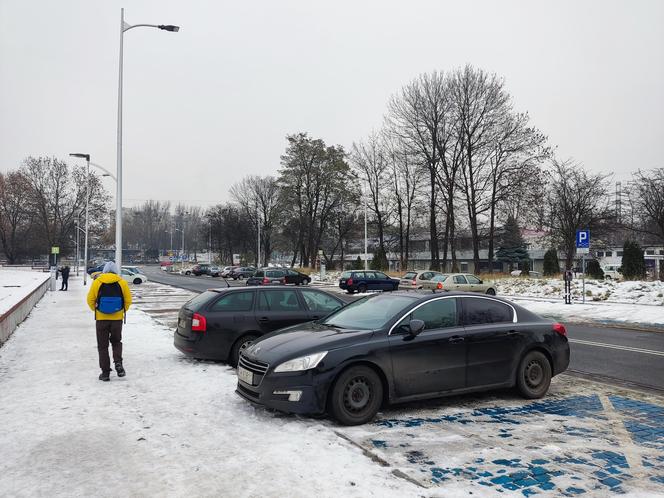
[235,370,331,415]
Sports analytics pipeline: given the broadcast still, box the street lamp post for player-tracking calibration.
[116,8,179,269]
[175,227,185,270]
[70,153,90,285]
[75,214,80,276]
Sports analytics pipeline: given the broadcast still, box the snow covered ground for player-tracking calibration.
[0,268,50,315]
[0,277,420,498]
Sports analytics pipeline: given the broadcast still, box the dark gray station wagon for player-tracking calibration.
[174,287,345,366]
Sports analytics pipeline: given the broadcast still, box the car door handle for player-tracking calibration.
[448,336,464,343]
[258,317,270,323]
[311,315,322,320]
[506,330,518,336]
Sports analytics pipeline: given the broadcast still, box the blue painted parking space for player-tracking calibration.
[340,377,664,496]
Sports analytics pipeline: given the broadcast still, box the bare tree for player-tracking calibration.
[629,168,664,244]
[544,159,613,268]
[0,171,32,263]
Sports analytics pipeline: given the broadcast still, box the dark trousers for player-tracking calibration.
[60,277,68,290]
[96,320,123,373]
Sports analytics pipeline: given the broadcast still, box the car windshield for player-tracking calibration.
[321,295,417,330]
[403,272,417,279]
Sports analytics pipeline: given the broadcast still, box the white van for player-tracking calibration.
[602,264,623,280]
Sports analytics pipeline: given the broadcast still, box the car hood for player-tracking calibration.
[242,322,374,366]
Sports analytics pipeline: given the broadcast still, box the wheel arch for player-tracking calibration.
[228,331,262,362]
[325,360,390,411]
[515,345,554,384]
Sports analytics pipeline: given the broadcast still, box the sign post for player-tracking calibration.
[576,230,590,304]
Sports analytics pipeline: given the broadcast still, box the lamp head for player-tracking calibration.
[69,153,90,161]
[158,25,180,32]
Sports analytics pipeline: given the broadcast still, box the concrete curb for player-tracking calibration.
[0,276,50,346]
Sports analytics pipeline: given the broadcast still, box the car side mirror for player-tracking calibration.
[408,319,425,338]
[479,279,483,284]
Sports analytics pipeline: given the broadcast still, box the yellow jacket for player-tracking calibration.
[86,272,132,320]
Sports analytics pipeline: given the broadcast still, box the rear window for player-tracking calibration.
[461,297,513,325]
[184,291,219,311]
[403,272,417,280]
[341,271,352,279]
[254,270,264,277]
[210,291,255,312]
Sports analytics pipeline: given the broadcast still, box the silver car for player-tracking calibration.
[399,270,444,289]
[422,273,496,295]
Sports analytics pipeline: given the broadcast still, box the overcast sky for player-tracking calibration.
[1,0,662,208]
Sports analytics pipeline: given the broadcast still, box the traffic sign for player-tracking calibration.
[576,230,590,248]
[51,247,60,255]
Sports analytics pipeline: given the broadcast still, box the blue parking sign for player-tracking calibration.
[576,229,590,248]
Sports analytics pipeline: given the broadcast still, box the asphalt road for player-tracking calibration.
[141,265,664,392]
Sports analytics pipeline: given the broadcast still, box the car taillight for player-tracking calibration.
[412,279,417,286]
[347,278,353,286]
[280,278,285,284]
[437,282,443,289]
[553,322,567,337]
[263,277,270,284]
[191,313,207,332]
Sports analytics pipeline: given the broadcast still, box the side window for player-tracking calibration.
[352,272,365,279]
[466,275,481,284]
[300,290,342,313]
[454,275,468,284]
[255,270,264,278]
[364,272,376,280]
[210,291,255,312]
[397,298,457,332]
[462,298,513,325]
[258,290,303,312]
[421,272,433,280]
[375,272,388,279]
[288,270,298,276]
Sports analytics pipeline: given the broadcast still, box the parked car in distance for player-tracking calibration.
[190,263,221,277]
[246,269,286,286]
[230,267,256,280]
[236,291,570,425]
[339,270,399,293]
[179,266,196,275]
[399,270,444,289]
[284,269,311,286]
[422,273,497,295]
[510,270,542,278]
[174,287,345,366]
[602,265,623,281]
[91,268,148,285]
[221,266,238,278]
[122,266,144,275]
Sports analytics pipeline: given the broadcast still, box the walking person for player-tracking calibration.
[86,262,132,381]
[59,265,70,291]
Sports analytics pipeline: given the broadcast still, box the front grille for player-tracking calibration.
[238,355,269,376]
[237,383,260,400]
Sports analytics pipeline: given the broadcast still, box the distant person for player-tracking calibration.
[59,265,70,291]
[86,262,132,382]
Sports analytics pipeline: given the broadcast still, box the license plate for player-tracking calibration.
[178,318,186,329]
[237,366,254,385]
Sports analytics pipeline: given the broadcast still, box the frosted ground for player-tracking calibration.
[1,273,663,497]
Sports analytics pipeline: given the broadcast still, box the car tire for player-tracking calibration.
[238,275,244,280]
[392,284,398,291]
[516,350,552,399]
[358,284,367,294]
[605,275,612,280]
[186,271,191,275]
[304,278,310,285]
[230,334,259,368]
[486,288,496,296]
[329,365,383,426]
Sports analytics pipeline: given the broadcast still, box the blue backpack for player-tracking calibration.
[96,281,125,319]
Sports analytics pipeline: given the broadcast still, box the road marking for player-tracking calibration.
[569,338,664,357]
[598,394,645,479]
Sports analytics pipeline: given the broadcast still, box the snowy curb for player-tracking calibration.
[0,272,50,346]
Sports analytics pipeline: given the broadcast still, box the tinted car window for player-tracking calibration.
[322,295,417,330]
[266,270,284,278]
[462,297,513,325]
[258,290,302,312]
[466,275,481,284]
[254,270,265,277]
[352,272,365,279]
[453,275,467,284]
[375,272,388,279]
[403,272,417,280]
[184,290,219,310]
[341,271,352,279]
[301,290,342,313]
[397,298,457,331]
[209,291,255,312]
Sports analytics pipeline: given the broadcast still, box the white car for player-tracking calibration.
[122,266,143,275]
[122,269,147,285]
[179,266,195,275]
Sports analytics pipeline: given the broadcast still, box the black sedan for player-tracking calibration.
[246,269,286,286]
[236,292,570,425]
[284,269,311,286]
[174,287,345,366]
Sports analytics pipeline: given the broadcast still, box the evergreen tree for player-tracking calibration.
[585,259,604,279]
[370,246,388,271]
[352,256,363,270]
[543,249,560,276]
[499,215,525,249]
[496,247,529,271]
[521,258,531,276]
[621,240,646,280]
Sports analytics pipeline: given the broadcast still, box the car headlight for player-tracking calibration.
[274,351,328,373]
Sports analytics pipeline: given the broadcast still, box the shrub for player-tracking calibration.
[621,240,646,280]
[543,248,560,276]
[370,247,388,271]
[585,259,604,279]
[352,256,363,270]
[521,258,530,276]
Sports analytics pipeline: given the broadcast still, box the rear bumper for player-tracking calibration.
[173,331,228,361]
[552,342,571,376]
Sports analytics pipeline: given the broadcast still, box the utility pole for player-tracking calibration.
[257,206,261,268]
[364,180,368,271]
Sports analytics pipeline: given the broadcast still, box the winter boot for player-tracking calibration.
[115,361,126,377]
[99,371,110,382]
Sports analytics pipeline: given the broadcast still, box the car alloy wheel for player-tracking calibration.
[330,366,383,425]
[516,351,551,399]
[230,334,259,367]
[358,284,367,293]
